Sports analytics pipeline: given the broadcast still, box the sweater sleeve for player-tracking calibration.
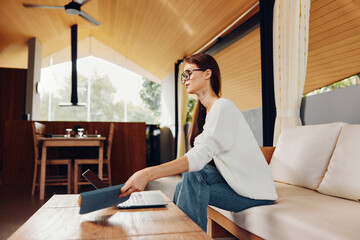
[185,100,235,172]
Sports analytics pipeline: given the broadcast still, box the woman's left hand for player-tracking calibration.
[119,168,151,198]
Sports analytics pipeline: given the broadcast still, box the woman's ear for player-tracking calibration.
[205,69,212,79]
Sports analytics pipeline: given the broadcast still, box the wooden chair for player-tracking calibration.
[74,123,114,193]
[31,122,72,196]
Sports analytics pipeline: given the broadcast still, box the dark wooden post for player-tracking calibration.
[259,0,276,146]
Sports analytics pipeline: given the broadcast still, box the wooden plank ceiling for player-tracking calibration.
[0,0,359,111]
[214,0,360,111]
[0,0,258,79]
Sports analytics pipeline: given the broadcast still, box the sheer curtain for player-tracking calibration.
[177,61,188,158]
[273,0,311,145]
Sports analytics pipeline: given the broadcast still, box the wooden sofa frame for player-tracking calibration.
[207,147,275,240]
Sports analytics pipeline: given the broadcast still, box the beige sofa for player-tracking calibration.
[207,122,360,240]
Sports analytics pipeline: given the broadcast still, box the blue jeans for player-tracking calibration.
[173,165,275,232]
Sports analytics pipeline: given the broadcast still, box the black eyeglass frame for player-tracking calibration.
[180,69,207,84]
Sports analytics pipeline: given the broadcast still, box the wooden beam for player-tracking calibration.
[259,0,276,146]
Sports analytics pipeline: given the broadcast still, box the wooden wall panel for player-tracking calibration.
[305,0,360,93]
[0,68,27,172]
[2,121,146,185]
[213,28,262,111]
[112,123,147,183]
[2,120,33,184]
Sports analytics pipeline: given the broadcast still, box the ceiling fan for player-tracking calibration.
[23,0,100,25]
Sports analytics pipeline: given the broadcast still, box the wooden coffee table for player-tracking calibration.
[8,191,211,239]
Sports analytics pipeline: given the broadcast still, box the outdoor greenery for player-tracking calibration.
[40,72,123,121]
[39,72,161,124]
[186,98,197,124]
[139,77,161,123]
[304,74,360,97]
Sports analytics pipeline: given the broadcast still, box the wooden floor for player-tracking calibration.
[0,184,61,240]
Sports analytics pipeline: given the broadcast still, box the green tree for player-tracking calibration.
[40,70,163,124]
[127,102,157,123]
[89,71,124,122]
[186,98,196,123]
[40,72,123,121]
[139,78,161,123]
[54,74,88,121]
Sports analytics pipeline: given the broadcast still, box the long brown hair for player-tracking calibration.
[185,53,221,147]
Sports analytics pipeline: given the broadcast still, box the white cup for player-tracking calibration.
[78,128,84,138]
[65,128,72,137]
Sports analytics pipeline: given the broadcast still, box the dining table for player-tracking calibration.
[37,136,106,200]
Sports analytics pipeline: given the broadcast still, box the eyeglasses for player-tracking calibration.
[180,69,207,84]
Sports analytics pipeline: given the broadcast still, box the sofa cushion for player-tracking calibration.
[209,182,360,240]
[317,125,360,201]
[270,122,345,189]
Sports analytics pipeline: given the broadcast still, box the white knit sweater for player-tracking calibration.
[185,98,278,200]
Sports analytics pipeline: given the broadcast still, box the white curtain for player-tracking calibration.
[273,0,311,145]
[177,62,188,158]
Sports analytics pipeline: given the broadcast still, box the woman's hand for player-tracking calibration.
[119,168,152,198]
[119,156,189,198]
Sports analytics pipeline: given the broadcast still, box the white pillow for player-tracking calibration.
[270,122,346,189]
[317,125,360,201]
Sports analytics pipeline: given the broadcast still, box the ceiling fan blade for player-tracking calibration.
[76,0,90,6]
[79,11,100,25]
[23,3,64,9]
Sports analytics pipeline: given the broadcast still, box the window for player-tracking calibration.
[39,56,161,124]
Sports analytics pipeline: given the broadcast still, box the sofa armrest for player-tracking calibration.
[260,147,275,164]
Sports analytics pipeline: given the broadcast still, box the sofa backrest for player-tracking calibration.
[269,122,346,190]
[317,124,360,201]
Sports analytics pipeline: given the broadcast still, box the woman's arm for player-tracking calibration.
[119,155,189,197]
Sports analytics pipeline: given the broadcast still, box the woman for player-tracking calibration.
[120,53,278,231]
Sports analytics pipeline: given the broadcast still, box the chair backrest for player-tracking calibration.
[32,122,46,160]
[106,123,115,160]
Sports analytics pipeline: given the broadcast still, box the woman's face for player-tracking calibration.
[183,63,209,95]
